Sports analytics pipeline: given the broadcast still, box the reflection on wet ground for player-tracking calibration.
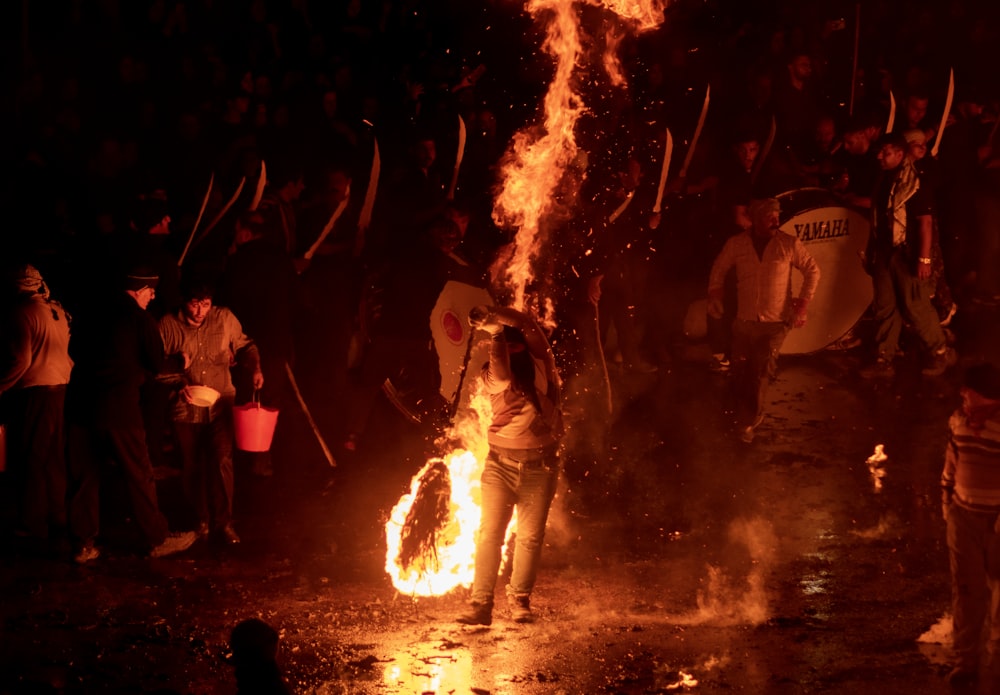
[2,304,999,693]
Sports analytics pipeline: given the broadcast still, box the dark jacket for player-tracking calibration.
[68,292,182,429]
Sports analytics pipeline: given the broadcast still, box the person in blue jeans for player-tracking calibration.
[457,305,563,626]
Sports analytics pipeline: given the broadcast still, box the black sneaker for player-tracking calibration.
[922,347,957,376]
[709,353,730,372]
[149,531,197,558]
[456,602,493,626]
[939,303,958,327]
[74,541,100,564]
[860,358,895,379]
[947,664,978,686]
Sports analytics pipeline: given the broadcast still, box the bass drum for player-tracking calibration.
[776,188,872,355]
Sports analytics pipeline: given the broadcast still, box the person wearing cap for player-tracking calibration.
[860,131,956,378]
[941,362,1000,686]
[707,198,820,443]
[66,266,197,563]
[0,264,73,543]
[456,305,563,626]
[159,276,263,545]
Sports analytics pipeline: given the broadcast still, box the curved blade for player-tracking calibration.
[930,68,955,158]
[652,128,673,213]
[679,83,710,179]
[304,184,351,260]
[248,160,267,211]
[177,172,214,267]
[447,115,467,201]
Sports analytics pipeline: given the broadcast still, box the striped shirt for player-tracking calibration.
[942,409,1000,511]
[708,230,820,323]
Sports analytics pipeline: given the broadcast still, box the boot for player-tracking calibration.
[456,601,493,626]
[508,593,534,623]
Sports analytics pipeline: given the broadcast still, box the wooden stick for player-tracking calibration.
[285,361,337,468]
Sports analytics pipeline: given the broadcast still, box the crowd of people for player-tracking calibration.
[2,0,1000,682]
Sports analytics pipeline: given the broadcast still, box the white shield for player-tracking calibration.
[429,280,495,408]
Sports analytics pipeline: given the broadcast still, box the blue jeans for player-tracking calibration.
[471,445,559,606]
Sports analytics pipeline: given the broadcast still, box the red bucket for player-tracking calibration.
[234,394,279,452]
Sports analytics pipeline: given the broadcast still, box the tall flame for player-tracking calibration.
[492,0,585,312]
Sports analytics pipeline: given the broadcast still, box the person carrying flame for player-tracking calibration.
[456,305,563,626]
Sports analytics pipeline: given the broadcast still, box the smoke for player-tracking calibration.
[673,517,777,627]
[849,513,898,540]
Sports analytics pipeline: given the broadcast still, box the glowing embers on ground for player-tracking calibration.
[384,449,483,597]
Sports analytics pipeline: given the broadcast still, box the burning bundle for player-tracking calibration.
[397,460,452,574]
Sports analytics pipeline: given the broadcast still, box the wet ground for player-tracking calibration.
[2,300,1000,695]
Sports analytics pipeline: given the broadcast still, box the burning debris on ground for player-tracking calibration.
[3,0,1000,693]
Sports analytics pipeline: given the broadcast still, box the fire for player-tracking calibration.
[603,25,626,87]
[384,449,483,596]
[493,0,585,313]
[384,0,665,598]
[384,385,492,596]
[866,443,887,492]
[602,0,666,30]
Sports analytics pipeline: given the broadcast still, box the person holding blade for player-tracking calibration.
[456,305,563,626]
[707,198,820,443]
[860,132,956,378]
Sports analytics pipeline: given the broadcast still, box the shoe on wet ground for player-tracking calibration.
[709,353,730,372]
[74,542,100,564]
[947,664,978,686]
[150,531,197,558]
[922,346,957,376]
[508,593,535,623]
[860,357,895,379]
[738,414,765,444]
[456,602,493,626]
[217,525,241,545]
[939,302,958,326]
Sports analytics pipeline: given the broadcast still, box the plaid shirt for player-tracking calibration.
[159,306,258,398]
[708,230,820,323]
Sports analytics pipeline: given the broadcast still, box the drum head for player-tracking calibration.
[779,202,871,354]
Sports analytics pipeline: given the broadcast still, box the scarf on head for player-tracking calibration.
[886,158,920,247]
[14,265,50,299]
